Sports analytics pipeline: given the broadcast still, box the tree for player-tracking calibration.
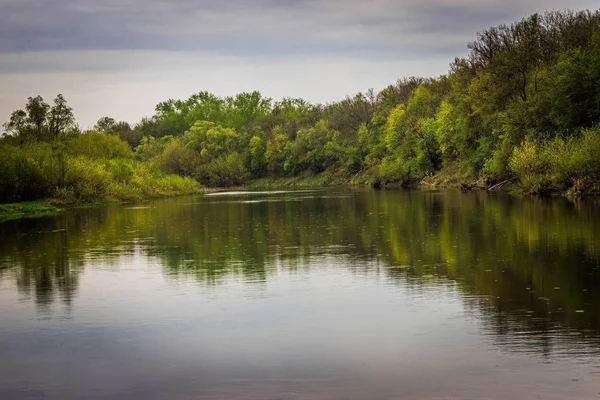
[48,94,75,139]
[248,135,266,176]
[265,126,290,174]
[25,95,50,139]
[223,91,272,131]
[2,109,28,137]
[95,117,117,132]
[112,121,132,134]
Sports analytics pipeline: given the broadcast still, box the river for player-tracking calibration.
[1,188,599,399]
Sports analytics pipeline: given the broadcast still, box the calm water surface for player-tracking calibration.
[1,188,600,399]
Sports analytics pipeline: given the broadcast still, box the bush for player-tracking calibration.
[0,143,25,202]
[57,156,112,203]
[0,142,65,202]
[508,139,550,194]
[509,127,600,195]
[68,132,133,159]
[378,155,411,185]
[194,152,248,187]
[135,135,173,161]
[158,139,198,176]
[568,128,600,181]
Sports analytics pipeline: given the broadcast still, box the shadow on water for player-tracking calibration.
[1,188,600,357]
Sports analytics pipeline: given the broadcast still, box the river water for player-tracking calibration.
[1,188,599,399]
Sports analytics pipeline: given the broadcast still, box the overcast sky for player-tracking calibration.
[0,0,598,128]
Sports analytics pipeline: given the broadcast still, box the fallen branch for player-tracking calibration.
[488,177,517,191]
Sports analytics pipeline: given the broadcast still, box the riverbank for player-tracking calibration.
[248,169,378,189]
[0,201,61,221]
[248,167,495,191]
[3,169,597,223]
[0,189,204,222]
[248,166,599,198]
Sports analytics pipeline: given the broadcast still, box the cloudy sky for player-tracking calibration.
[0,0,598,128]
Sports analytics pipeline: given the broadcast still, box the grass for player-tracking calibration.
[0,188,205,223]
[0,201,60,222]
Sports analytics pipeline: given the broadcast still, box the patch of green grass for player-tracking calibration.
[1,184,204,222]
[0,201,60,222]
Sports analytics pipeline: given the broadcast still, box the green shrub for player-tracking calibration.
[135,135,173,161]
[509,127,600,195]
[158,139,198,176]
[0,143,24,202]
[106,159,135,183]
[58,156,111,203]
[68,132,133,159]
[194,152,248,187]
[568,128,600,181]
[107,181,144,201]
[0,142,66,202]
[509,139,550,193]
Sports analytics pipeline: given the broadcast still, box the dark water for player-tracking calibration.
[1,188,600,400]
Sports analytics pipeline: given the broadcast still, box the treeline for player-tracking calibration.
[2,9,600,203]
[0,96,199,204]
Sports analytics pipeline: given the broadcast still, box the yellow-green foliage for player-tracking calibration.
[53,158,199,204]
[135,135,173,161]
[0,142,65,202]
[509,127,600,195]
[194,153,248,187]
[0,131,200,205]
[68,131,133,159]
[155,120,248,187]
[509,139,551,193]
[158,139,197,177]
[59,156,112,202]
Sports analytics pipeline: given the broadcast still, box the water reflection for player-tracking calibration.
[1,188,600,357]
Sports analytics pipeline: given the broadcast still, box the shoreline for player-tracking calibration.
[0,190,205,222]
[2,172,597,222]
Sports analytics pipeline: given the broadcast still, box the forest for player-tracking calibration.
[1,9,599,205]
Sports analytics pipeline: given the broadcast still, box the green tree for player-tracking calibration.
[25,95,50,139]
[48,94,76,139]
[249,135,266,176]
[2,110,28,138]
[95,117,117,132]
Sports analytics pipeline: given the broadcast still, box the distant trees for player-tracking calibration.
[3,94,76,141]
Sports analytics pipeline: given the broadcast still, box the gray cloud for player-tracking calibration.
[1,0,597,56]
[0,0,598,127]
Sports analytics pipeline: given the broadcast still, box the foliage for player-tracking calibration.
[156,121,248,186]
[509,127,600,195]
[0,127,199,205]
[69,131,134,159]
[3,94,77,142]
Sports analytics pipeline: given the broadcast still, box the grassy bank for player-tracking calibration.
[0,201,60,221]
[0,131,203,222]
[0,189,204,223]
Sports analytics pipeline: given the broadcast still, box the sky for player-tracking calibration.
[0,0,598,128]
